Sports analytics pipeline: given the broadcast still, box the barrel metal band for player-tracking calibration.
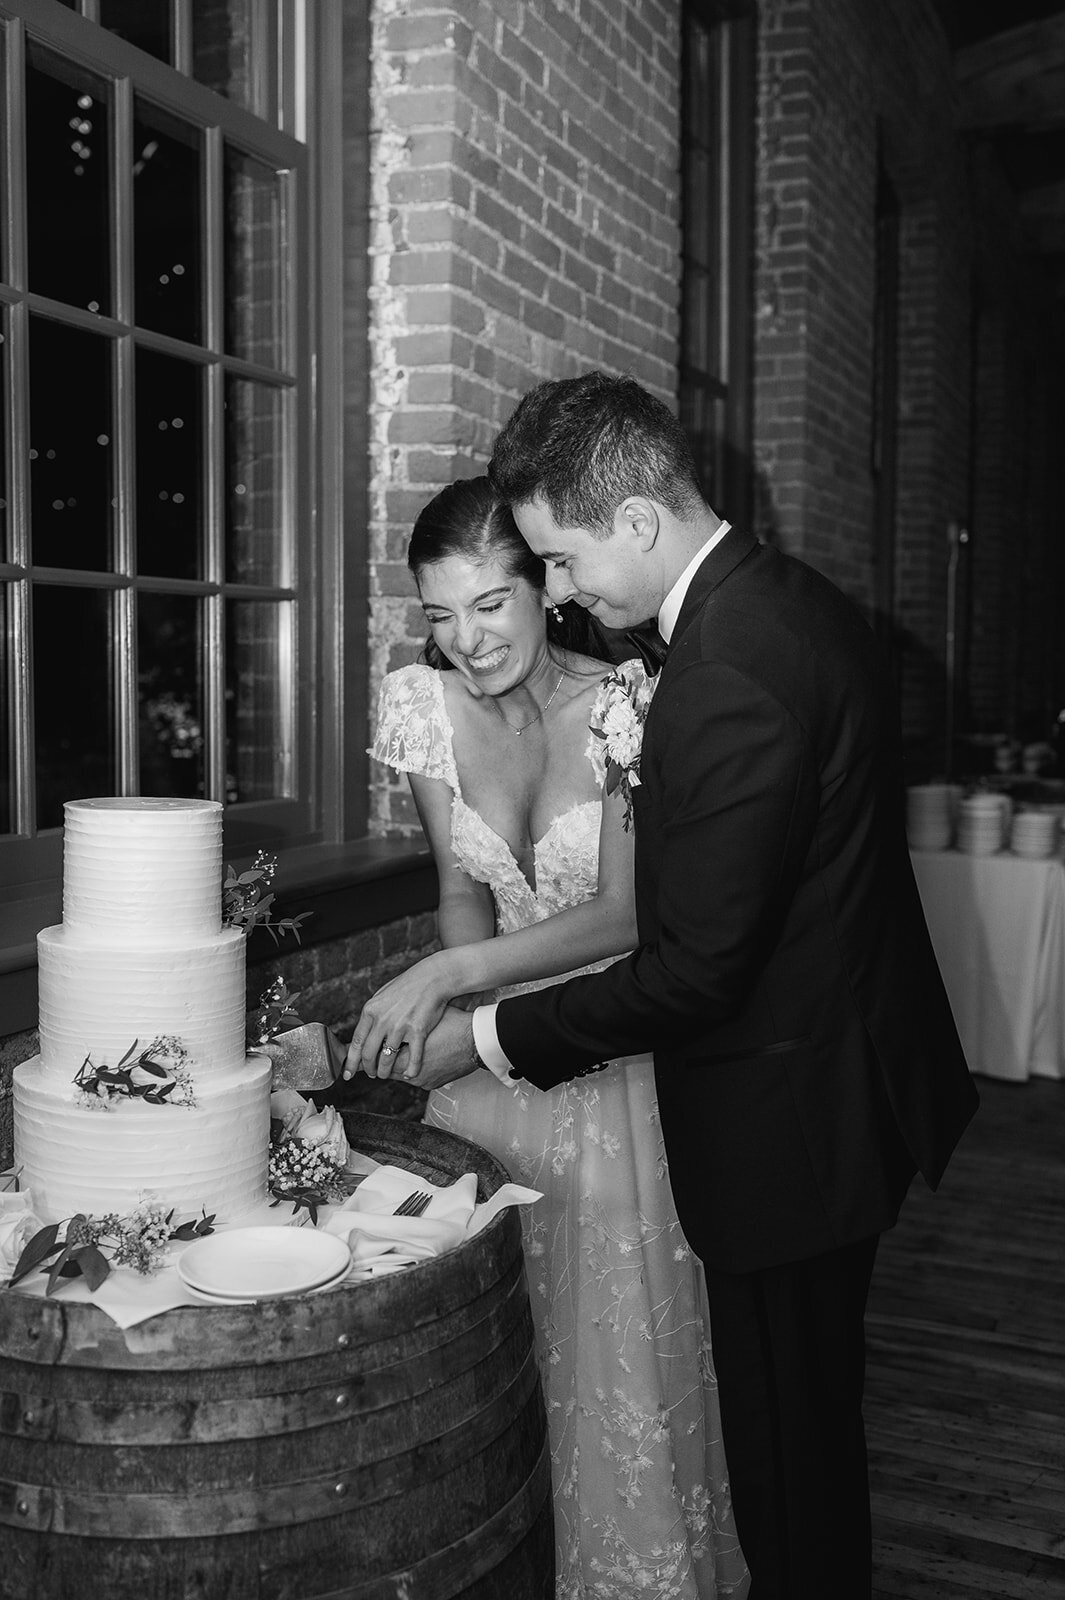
[0,1272,530,1446]
[0,1342,543,1537]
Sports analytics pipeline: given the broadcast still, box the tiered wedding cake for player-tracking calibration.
[13,797,272,1225]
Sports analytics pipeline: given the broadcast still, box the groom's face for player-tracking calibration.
[514,496,651,630]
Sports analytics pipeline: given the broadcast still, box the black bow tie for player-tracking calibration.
[625,624,667,676]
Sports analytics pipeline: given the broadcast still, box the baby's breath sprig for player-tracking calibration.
[251,976,304,1047]
[268,1135,347,1225]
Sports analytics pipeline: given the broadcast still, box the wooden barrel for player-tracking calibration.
[0,1113,553,1599]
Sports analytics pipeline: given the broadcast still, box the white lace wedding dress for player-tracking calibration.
[373,663,748,1600]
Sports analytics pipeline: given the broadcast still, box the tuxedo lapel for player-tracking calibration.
[639,527,760,769]
[668,528,759,656]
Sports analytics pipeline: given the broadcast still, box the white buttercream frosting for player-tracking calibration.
[62,796,225,941]
[36,925,246,1082]
[14,796,272,1225]
[13,1055,272,1225]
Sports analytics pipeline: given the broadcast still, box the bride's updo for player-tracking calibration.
[407,476,612,670]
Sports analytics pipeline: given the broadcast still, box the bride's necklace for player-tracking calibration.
[490,671,566,737]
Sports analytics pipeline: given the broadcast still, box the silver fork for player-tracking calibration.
[392,1190,431,1217]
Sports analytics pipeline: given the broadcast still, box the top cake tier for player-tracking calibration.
[62,797,225,939]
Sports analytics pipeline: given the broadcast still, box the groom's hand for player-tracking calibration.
[408,1006,482,1091]
[344,1005,481,1092]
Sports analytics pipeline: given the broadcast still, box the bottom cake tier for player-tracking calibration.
[12,1054,273,1225]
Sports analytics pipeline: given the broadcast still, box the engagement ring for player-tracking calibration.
[380,1044,394,1057]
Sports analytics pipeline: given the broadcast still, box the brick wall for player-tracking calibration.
[366,0,683,834]
[752,0,1061,775]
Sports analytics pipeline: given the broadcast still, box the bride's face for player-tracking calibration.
[418,553,550,691]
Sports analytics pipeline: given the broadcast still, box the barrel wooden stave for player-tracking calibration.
[0,1113,553,1599]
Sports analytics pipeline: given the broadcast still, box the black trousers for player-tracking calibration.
[706,1234,880,1600]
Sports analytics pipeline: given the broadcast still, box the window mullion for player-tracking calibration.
[112,72,136,793]
[203,123,225,802]
[173,0,192,78]
[5,21,31,833]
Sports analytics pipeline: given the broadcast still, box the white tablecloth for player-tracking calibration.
[911,848,1065,1081]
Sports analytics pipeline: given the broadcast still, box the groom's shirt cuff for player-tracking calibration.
[472,1004,518,1082]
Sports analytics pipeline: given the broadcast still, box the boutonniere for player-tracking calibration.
[588,663,657,831]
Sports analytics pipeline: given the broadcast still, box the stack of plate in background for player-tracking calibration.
[1009,808,1061,859]
[956,793,1009,855]
[906,784,958,851]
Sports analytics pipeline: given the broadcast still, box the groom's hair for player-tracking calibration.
[488,371,704,534]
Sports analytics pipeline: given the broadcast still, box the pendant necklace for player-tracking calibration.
[492,671,566,736]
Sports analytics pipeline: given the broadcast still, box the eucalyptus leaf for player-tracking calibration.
[9,1221,62,1287]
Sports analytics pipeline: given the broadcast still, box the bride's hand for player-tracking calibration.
[343,952,468,1081]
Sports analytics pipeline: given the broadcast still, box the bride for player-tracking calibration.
[352,476,748,1599]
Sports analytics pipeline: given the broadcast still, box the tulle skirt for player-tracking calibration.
[427,1055,749,1599]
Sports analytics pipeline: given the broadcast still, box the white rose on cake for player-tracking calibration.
[0,1190,44,1285]
[292,1104,349,1166]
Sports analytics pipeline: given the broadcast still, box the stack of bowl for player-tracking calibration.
[906,785,957,851]
[956,793,1009,855]
[1009,809,1061,859]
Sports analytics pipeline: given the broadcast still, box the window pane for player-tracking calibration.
[0,585,10,835]
[224,146,286,367]
[26,46,111,316]
[30,317,113,571]
[225,376,285,584]
[136,349,203,579]
[34,586,115,830]
[99,0,172,65]
[192,0,257,111]
[133,99,202,344]
[138,593,205,798]
[226,599,292,802]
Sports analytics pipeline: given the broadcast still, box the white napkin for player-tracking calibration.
[321,1163,541,1279]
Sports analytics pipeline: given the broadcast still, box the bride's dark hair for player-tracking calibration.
[407,476,613,669]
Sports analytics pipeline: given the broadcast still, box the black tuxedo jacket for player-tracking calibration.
[496,530,978,1273]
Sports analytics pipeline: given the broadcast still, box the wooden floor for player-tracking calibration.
[865,1075,1065,1599]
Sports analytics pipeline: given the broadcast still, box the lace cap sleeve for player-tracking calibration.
[370,663,460,791]
[584,657,657,788]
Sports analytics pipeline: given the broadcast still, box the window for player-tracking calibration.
[0,0,352,892]
[680,0,755,527]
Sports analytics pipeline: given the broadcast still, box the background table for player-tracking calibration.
[911,848,1065,1082]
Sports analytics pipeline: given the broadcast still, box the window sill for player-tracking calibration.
[0,838,439,1038]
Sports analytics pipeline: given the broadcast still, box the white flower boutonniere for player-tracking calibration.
[587,662,657,831]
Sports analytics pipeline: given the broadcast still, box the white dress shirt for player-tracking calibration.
[473,522,732,1080]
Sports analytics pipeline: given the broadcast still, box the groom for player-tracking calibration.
[358,372,977,1597]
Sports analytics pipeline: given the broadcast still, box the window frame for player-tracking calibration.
[679,0,756,529]
[0,0,360,895]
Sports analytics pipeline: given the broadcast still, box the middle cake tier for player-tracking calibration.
[36,923,248,1080]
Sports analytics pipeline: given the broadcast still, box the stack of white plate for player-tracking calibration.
[906,785,957,851]
[1009,809,1061,859]
[956,794,1008,855]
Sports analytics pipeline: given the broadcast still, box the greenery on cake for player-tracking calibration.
[250,976,303,1047]
[222,850,309,943]
[6,1195,216,1295]
[73,1036,197,1109]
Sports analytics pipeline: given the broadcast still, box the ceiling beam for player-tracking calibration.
[957,13,1065,132]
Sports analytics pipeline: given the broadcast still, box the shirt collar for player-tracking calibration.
[657,521,731,643]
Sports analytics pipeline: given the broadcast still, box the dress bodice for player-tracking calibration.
[371,662,607,935]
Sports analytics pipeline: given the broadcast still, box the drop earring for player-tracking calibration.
[550,604,564,624]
